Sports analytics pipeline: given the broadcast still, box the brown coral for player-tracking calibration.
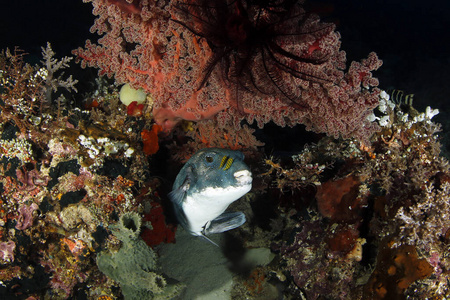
[316,175,364,222]
[364,240,433,299]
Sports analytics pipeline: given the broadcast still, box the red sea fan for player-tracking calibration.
[171,0,336,108]
[74,0,382,140]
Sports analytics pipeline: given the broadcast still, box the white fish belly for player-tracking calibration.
[183,184,251,235]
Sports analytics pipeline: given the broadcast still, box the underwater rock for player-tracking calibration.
[97,211,183,300]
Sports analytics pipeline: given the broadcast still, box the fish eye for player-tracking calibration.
[205,155,214,163]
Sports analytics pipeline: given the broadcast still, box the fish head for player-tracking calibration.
[178,148,252,194]
[170,148,252,236]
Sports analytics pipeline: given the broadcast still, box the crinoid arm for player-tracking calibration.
[171,0,339,108]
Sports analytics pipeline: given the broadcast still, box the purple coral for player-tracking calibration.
[0,241,16,262]
[15,202,39,230]
[16,168,49,191]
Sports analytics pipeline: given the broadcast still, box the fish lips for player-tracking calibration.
[234,169,252,187]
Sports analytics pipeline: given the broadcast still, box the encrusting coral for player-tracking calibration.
[0,241,15,262]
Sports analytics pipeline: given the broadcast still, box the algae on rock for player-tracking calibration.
[97,212,183,300]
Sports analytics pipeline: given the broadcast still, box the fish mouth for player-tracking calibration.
[234,170,252,186]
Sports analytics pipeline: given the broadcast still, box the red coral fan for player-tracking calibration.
[106,0,142,14]
[74,0,382,140]
[169,120,264,162]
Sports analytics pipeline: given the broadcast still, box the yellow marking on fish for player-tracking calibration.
[224,157,234,170]
[219,156,228,169]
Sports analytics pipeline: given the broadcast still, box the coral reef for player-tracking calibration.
[140,201,177,247]
[264,91,450,299]
[1,1,449,299]
[0,45,178,299]
[364,240,433,299]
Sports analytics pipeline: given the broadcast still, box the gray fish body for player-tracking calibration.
[169,148,252,242]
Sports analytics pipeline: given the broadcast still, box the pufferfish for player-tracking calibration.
[169,148,252,246]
